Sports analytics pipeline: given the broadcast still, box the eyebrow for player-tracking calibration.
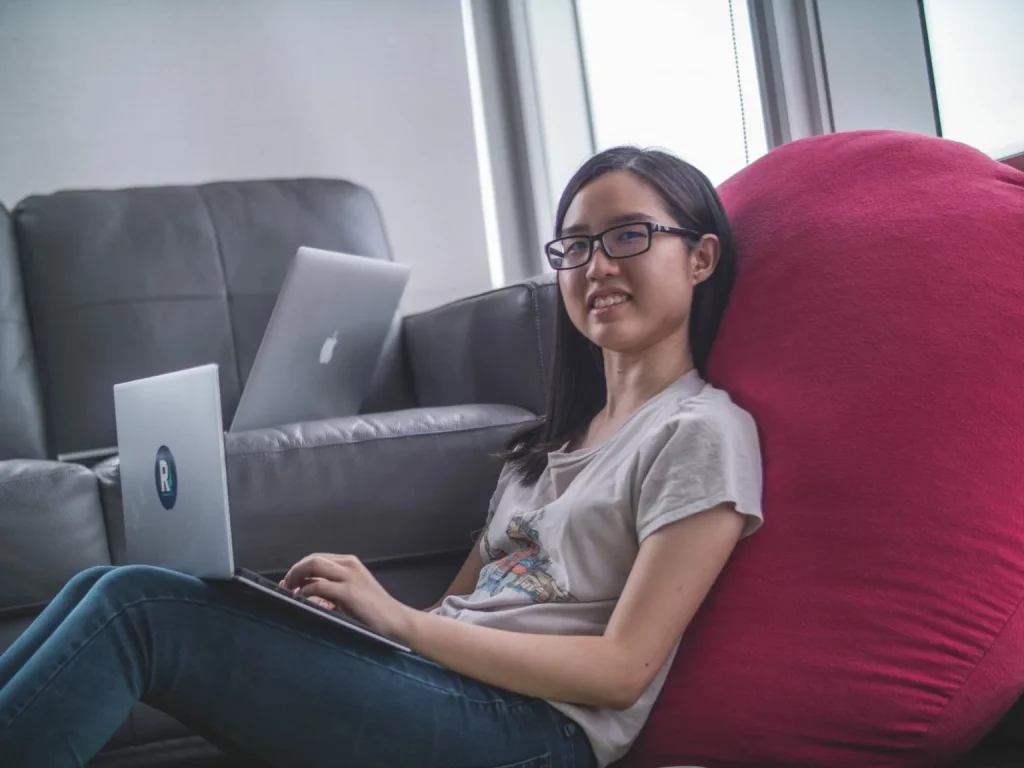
[560,212,656,237]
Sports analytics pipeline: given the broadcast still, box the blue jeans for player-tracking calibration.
[0,565,595,768]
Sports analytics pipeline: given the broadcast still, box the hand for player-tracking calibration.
[282,553,413,641]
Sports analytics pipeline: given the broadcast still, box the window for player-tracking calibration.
[923,0,1024,158]
[575,0,768,185]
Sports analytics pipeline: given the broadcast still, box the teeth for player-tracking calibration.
[593,294,629,309]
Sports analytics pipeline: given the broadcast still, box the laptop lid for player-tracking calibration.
[229,247,410,433]
[113,364,235,579]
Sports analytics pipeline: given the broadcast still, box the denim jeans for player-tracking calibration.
[0,565,595,768]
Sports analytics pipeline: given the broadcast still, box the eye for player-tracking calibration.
[563,238,589,253]
[614,224,649,244]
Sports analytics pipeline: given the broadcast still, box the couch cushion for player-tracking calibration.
[96,404,536,595]
[625,131,1024,766]
[14,178,403,459]
[0,460,110,613]
[0,204,46,459]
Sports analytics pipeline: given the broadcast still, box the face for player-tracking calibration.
[557,170,719,356]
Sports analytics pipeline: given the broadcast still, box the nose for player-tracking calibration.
[585,241,619,279]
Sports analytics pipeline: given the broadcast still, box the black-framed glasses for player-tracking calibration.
[544,221,701,271]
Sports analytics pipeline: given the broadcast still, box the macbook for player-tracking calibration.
[61,247,409,463]
[229,246,410,432]
[113,363,410,652]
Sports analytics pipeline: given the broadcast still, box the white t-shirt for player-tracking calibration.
[433,370,764,767]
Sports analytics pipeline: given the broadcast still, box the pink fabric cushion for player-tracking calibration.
[623,130,1024,767]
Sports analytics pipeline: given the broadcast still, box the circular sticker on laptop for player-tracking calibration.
[154,445,178,510]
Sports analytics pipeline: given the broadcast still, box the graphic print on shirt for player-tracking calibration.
[478,508,576,603]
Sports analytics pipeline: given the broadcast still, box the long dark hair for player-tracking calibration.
[505,146,737,486]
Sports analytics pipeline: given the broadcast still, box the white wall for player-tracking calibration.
[0,0,491,312]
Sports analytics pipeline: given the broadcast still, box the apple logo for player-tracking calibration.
[319,332,338,365]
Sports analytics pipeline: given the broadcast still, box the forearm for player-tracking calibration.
[402,609,637,709]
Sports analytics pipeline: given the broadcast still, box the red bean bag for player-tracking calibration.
[623,131,1024,767]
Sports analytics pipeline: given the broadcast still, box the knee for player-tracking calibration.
[63,564,117,594]
[92,564,191,602]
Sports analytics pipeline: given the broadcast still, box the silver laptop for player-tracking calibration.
[229,246,410,432]
[113,363,409,652]
[60,247,410,463]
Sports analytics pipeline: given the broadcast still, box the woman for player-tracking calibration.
[0,147,762,768]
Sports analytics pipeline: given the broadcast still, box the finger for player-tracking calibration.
[283,555,349,588]
[285,554,358,580]
[283,575,326,596]
[300,579,346,607]
[306,594,337,611]
[284,561,339,589]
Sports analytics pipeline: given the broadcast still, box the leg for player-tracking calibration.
[0,565,594,768]
[0,566,115,690]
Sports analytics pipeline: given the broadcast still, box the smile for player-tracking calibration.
[590,294,632,313]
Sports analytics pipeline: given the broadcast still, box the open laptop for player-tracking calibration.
[113,363,410,652]
[229,246,410,432]
[60,246,409,462]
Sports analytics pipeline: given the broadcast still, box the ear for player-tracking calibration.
[691,234,721,285]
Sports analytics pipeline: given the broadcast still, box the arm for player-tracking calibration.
[288,503,744,710]
[403,503,743,709]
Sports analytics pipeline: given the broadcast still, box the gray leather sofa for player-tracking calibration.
[0,179,555,766]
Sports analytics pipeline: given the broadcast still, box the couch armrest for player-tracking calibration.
[403,275,556,415]
[96,404,536,579]
[0,460,110,613]
[0,206,47,460]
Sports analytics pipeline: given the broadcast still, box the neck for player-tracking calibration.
[601,328,694,420]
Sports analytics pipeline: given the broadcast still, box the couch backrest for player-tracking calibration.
[0,203,47,459]
[14,178,410,458]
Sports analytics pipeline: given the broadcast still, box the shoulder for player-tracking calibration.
[634,382,764,539]
[653,382,760,456]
